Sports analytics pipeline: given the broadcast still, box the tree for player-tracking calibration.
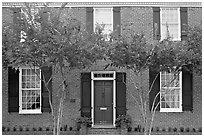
[108,24,202,134]
[3,3,108,135]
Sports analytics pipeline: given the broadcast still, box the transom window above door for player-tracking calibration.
[94,8,113,39]
[160,8,180,41]
[91,71,115,80]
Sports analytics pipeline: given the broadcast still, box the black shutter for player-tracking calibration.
[113,7,121,36]
[153,7,161,40]
[81,72,91,117]
[86,7,94,33]
[182,68,193,111]
[13,7,21,42]
[40,9,49,30]
[149,69,160,111]
[41,66,52,112]
[8,67,19,112]
[180,7,188,41]
[116,72,126,117]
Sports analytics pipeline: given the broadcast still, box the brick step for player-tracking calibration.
[88,128,121,135]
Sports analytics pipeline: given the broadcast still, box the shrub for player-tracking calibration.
[162,127,166,132]
[127,127,132,132]
[19,126,23,131]
[76,116,92,127]
[180,127,184,132]
[13,127,16,131]
[168,127,172,132]
[7,127,10,132]
[69,127,73,131]
[198,127,202,132]
[185,127,190,132]
[156,127,160,132]
[115,115,131,128]
[38,127,42,131]
[64,125,67,131]
[2,126,6,132]
[173,127,177,132]
[33,127,37,131]
[26,127,29,131]
[46,127,50,131]
[192,128,196,132]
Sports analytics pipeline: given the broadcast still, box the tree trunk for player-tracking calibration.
[56,82,65,135]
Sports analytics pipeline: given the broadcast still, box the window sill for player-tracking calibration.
[19,110,42,114]
[160,109,183,113]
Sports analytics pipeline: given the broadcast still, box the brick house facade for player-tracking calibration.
[2,2,202,134]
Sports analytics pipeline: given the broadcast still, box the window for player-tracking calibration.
[94,8,113,39]
[19,67,41,114]
[160,71,182,112]
[20,7,40,43]
[160,8,180,41]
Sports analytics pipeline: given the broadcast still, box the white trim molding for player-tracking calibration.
[91,71,116,127]
[2,2,202,8]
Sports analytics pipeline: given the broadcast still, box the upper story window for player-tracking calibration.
[94,8,113,39]
[160,71,182,112]
[20,7,40,43]
[19,67,42,114]
[160,8,180,41]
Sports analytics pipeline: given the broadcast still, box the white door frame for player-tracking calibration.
[91,71,116,127]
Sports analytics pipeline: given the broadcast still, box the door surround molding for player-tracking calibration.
[91,71,116,127]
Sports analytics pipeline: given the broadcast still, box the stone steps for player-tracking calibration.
[88,128,121,135]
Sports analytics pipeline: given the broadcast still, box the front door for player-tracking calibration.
[94,81,113,125]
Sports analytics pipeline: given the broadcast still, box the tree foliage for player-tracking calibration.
[109,26,202,74]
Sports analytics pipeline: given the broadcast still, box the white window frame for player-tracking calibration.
[19,66,42,114]
[160,71,182,112]
[160,7,181,41]
[93,7,113,39]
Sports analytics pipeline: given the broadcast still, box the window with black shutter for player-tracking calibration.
[153,7,188,41]
[8,66,52,113]
[149,68,193,112]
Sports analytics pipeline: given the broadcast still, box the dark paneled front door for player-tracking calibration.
[94,81,113,125]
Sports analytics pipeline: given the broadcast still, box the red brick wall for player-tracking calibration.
[121,7,154,44]
[188,7,202,28]
[2,6,202,131]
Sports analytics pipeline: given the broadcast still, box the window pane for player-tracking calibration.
[22,69,26,75]
[21,90,41,110]
[161,8,179,40]
[27,69,31,75]
[20,68,41,112]
[94,8,112,36]
[160,71,181,110]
